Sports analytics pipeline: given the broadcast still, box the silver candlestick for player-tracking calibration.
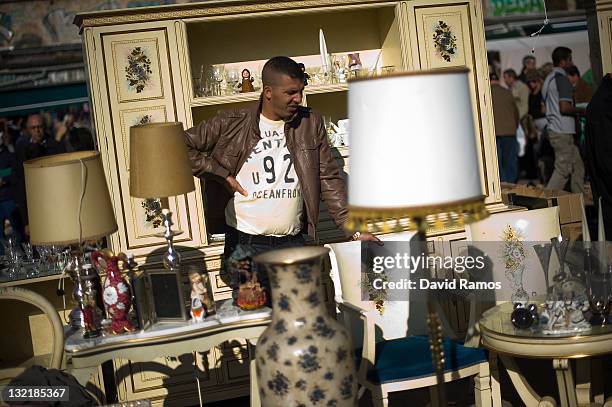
[147,209,188,322]
[161,209,181,270]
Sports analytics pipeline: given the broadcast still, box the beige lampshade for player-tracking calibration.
[129,122,195,198]
[346,68,489,233]
[24,151,118,246]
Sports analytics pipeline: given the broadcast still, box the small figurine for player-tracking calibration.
[566,297,591,329]
[239,68,255,93]
[229,245,267,310]
[236,270,267,310]
[540,300,565,332]
[94,249,135,334]
[539,297,591,334]
[333,60,347,83]
[298,63,310,86]
[348,53,362,77]
[189,270,215,321]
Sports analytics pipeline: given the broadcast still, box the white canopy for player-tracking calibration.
[487,30,591,78]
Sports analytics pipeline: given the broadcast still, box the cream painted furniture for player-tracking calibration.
[0,287,64,381]
[74,0,505,402]
[594,0,612,76]
[327,235,495,407]
[466,206,562,303]
[0,276,107,401]
[480,302,612,407]
[65,300,270,406]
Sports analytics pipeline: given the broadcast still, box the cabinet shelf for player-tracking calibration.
[190,92,259,107]
[189,83,348,108]
[306,83,348,95]
[0,271,64,288]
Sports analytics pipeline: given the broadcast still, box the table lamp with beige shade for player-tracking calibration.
[346,67,489,405]
[129,122,195,321]
[24,151,118,336]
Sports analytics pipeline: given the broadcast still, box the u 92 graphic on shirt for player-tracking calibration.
[2,386,69,402]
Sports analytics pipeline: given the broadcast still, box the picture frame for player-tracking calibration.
[145,268,189,322]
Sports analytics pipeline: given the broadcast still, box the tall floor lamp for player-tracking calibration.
[346,68,489,405]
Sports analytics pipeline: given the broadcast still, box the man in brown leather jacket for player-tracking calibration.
[184,57,376,295]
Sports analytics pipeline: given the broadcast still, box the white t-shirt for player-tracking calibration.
[224,114,303,236]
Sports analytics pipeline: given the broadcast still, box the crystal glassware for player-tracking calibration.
[22,242,40,278]
[3,237,22,279]
[551,237,570,284]
[586,262,612,325]
[533,243,552,295]
[211,64,225,96]
[226,68,240,95]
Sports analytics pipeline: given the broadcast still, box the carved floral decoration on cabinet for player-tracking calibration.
[141,198,163,228]
[111,37,164,102]
[432,21,458,63]
[125,47,153,93]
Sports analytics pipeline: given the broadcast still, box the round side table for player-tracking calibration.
[479,302,612,407]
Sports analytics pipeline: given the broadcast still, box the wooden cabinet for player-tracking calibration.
[595,1,612,75]
[75,0,501,403]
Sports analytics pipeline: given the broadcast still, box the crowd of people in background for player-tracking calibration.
[490,47,593,192]
[0,104,94,250]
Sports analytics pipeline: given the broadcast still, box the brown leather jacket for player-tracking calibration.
[184,100,348,239]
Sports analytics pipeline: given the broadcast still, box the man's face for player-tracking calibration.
[26,115,44,144]
[568,74,579,87]
[502,73,514,88]
[525,59,536,70]
[560,55,574,69]
[264,74,304,121]
[528,79,540,91]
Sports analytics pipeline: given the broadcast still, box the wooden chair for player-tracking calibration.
[0,287,64,382]
[326,232,493,407]
[465,206,562,407]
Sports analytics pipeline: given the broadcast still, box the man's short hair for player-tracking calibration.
[565,65,580,77]
[552,47,572,66]
[525,69,542,82]
[503,69,518,79]
[262,56,305,87]
[522,55,536,65]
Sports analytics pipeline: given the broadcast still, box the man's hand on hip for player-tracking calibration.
[352,231,382,245]
[225,175,248,197]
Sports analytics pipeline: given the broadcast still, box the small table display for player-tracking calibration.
[65,299,271,405]
[479,302,612,407]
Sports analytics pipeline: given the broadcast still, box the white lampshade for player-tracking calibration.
[346,68,488,232]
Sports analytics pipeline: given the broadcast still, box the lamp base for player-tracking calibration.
[69,307,84,330]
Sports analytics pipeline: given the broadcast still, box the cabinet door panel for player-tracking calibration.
[115,353,217,403]
[100,28,193,253]
[407,0,500,205]
[600,10,612,74]
[415,5,470,69]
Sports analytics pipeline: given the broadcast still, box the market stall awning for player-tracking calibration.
[0,82,89,116]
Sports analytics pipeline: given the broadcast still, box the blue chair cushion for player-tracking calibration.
[357,335,487,384]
